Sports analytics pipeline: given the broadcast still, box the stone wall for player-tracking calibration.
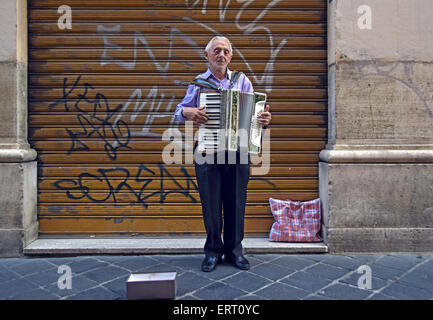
[0,0,38,257]
[321,0,433,253]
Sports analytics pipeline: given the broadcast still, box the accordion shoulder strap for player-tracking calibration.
[190,70,244,91]
[229,70,243,89]
[190,77,220,91]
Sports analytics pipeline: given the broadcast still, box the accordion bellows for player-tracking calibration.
[269,198,322,242]
[197,89,267,154]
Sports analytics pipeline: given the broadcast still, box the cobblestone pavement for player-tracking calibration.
[0,253,432,300]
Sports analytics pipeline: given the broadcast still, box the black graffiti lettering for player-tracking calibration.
[48,75,82,112]
[54,168,131,204]
[49,75,131,160]
[132,164,157,204]
[54,163,199,207]
[53,179,88,201]
[65,127,90,153]
[157,163,198,203]
[48,76,201,207]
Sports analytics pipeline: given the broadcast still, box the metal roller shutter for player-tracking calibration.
[28,0,327,235]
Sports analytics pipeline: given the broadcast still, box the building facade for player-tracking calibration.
[0,0,432,257]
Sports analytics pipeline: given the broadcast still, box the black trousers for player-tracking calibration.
[194,151,250,258]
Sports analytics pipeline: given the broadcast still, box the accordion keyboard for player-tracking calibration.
[199,92,222,152]
[196,89,265,154]
[200,92,221,128]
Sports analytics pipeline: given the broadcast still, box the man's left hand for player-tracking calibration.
[258,105,271,127]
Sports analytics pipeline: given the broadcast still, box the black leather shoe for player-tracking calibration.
[225,255,250,270]
[201,256,221,272]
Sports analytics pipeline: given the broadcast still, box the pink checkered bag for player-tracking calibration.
[269,198,322,242]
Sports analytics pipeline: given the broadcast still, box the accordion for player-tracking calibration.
[197,89,267,154]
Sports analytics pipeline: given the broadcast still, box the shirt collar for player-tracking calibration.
[204,68,231,81]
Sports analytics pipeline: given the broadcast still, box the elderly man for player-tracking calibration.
[174,36,271,272]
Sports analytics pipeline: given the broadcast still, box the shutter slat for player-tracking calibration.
[29,9,326,22]
[38,216,275,235]
[30,0,327,9]
[37,165,318,178]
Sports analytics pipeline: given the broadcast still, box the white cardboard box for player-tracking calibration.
[126,271,177,300]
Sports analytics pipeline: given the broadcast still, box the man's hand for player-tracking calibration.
[182,106,209,126]
[258,105,271,127]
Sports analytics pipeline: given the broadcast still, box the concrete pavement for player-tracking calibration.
[1,252,433,300]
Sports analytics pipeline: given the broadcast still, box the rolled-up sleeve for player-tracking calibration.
[174,84,200,123]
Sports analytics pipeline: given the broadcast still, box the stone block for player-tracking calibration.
[327,228,433,253]
[0,229,23,257]
[321,163,433,229]
[335,0,433,61]
[0,162,38,257]
[0,62,18,143]
[0,162,37,229]
[320,162,433,252]
[334,61,433,142]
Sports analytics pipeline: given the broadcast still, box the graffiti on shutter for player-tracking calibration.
[28,0,327,235]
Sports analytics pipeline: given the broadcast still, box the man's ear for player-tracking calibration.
[204,50,209,61]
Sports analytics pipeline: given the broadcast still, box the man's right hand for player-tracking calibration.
[182,106,209,126]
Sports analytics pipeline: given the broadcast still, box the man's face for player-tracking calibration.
[204,38,232,75]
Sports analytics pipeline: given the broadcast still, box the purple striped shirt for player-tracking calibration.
[174,68,254,122]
